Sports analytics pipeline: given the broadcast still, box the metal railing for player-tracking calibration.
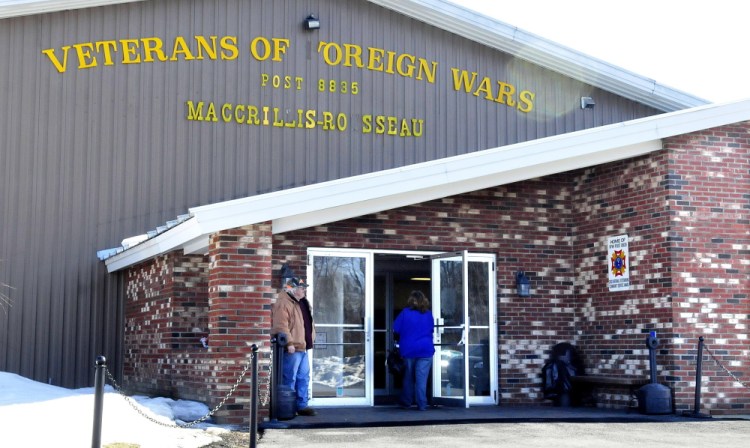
[91,344,270,448]
[683,336,749,418]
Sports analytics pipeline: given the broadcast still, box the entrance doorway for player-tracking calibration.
[373,253,431,404]
[306,249,497,408]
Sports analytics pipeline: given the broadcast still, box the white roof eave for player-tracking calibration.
[104,216,202,272]
[198,98,750,235]
[369,0,707,111]
[0,0,144,17]
[101,98,750,273]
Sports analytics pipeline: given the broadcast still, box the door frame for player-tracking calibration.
[430,251,470,408]
[429,251,498,407]
[307,248,374,406]
[306,248,497,407]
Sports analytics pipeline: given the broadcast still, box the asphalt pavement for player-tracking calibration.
[260,419,750,447]
[257,406,750,447]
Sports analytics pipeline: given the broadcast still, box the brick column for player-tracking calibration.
[206,222,275,424]
[664,124,750,415]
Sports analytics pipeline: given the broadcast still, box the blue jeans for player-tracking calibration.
[400,357,432,410]
[282,350,311,409]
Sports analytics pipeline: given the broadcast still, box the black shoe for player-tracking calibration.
[297,407,317,416]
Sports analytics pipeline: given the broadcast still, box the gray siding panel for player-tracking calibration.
[0,0,661,387]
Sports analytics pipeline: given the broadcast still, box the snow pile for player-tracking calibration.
[0,371,227,448]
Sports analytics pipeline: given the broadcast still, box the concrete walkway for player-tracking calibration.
[260,404,698,429]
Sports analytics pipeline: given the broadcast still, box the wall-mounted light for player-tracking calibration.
[304,14,320,30]
[516,270,530,297]
[581,96,595,109]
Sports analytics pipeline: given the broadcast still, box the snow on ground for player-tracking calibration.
[0,371,231,448]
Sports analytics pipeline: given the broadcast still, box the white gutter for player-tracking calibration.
[104,216,202,272]
[0,0,143,17]
[102,99,750,273]
[369,0,707,111]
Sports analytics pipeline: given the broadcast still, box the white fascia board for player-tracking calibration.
[370,0,707,111]
[202,98,750,237]
[104,216,202,272]
[0,0,143,18]
[194,124,651,236]
[273,139,662,234]
[181,235,210,255]
[106,98,750,271]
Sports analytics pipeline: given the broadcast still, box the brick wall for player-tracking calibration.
[274,175,579,404]
[571,152,675,407]
[272,124,749,412]
[121,124,749,420]
[664,123,750,414]
[124,225,275,424]
[124,252,211,400]
[205,223,275,423]
[271,159,672,408]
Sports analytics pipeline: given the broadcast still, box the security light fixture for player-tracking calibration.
[581,96,596,109]
[516,270,530,297]
[304,14,320,30]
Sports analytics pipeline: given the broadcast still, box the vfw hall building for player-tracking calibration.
[0,0,747,424]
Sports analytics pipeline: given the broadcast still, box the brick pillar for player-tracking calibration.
[206,222,275,424]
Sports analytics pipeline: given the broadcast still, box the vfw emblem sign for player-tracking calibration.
[607,235,630,291]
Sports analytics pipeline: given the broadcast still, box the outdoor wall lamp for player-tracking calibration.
[304,14,320,30]
[581,96,596,109]
[516,270,530,297]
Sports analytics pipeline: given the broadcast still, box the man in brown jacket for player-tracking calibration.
[272,275,317,416]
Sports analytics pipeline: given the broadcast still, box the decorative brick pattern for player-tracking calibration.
[274,176,580,405]
[122,123,749,423]
[124,253,211,401]
[571,153,675,407]
[664,124,750,414]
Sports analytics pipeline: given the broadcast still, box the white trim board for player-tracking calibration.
[102,99,750,272]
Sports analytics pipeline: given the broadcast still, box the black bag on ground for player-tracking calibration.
[542,342,584,405]
[386,344,406,377]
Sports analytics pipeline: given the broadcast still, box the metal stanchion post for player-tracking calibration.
[694,336,704,412]
[249,344,258,448]
[683,336,711,418]
[270,335,279,421]
[91,356,106,448]
[263,333,290,428]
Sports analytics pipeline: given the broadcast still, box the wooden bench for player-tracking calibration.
[571,375,649,410]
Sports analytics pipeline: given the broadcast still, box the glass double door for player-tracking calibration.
[431,251,497,408]
[306,249,496,407]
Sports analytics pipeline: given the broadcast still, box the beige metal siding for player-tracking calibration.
[0,0,660,387]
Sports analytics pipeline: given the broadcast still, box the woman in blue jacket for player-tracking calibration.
[393,290,435,410]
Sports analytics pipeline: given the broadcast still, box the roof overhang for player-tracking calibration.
[0,0,143,16]
[370,0,707,111]
[1,0,707,111]
[102,99,750,273]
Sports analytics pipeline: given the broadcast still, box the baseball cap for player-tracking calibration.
[285,277,308,288]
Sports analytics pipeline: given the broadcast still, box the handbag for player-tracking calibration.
[386,343,406,377]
